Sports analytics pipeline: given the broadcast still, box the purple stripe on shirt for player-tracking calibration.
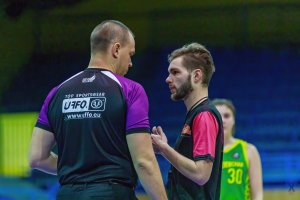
[113,73,150,132]
[37,86,60,128]
[36,71,83,130]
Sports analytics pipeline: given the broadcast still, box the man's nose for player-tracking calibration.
[166,76,171,84]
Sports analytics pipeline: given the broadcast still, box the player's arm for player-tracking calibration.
[28,127,57,175]
[152,111,218,186]
[152,126,213,186]
[248,143,263,200]
[127,133,167,200]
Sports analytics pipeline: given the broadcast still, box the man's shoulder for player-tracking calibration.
[113,74,145,94]
[115,74,142,86]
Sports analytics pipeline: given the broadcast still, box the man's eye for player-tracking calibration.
[224,114,230,118]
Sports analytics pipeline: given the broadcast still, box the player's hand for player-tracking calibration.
[151,126,168,154]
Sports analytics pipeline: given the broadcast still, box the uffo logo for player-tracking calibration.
[90,99,103,109]
[62,97,106,113]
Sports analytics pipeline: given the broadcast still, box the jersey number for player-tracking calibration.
[227,168,243,184]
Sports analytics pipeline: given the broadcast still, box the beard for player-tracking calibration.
[171,74,193,101]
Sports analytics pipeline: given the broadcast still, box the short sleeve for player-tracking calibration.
[125,84,150,134]
[192,111,219,161]
[35,86,59,132]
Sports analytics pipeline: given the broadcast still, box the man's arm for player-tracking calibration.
[152,126,213,186]
[248,144,263,200]
[127,133,167,200]
[28,127,57,175]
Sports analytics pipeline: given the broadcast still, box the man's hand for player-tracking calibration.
[151,126,168,154]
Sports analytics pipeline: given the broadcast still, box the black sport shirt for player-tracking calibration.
[35,68,151,187]
[167,99,224,200]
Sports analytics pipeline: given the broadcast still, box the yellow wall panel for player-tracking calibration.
[0,112,38,177]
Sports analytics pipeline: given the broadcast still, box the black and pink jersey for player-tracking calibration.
[35,68,150,186]
[167,99,224,200]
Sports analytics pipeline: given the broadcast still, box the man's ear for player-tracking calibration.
[192,69,203,83]
[112,43,121,58]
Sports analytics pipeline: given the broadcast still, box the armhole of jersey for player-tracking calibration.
[241,140,250,168]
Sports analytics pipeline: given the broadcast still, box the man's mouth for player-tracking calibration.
[169,86,176,93]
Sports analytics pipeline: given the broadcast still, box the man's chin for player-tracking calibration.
[171,94,181,101]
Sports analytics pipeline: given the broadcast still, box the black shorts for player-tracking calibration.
[56,182,138,200]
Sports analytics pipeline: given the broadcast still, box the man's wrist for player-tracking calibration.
[159,142,169,156]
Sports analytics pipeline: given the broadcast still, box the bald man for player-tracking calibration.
[29,20,167,200]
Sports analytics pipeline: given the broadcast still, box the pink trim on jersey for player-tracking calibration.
[192,111,219,159]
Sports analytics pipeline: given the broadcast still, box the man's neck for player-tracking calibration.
[184,88,208,111]
[88,56,117,73]
[88,64,116,72]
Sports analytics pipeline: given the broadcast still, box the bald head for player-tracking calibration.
[90,20,134,55]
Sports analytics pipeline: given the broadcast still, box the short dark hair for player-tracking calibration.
[168,43,215,87]
[90,20,134,54]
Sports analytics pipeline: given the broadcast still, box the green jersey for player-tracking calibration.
[220,139,250,200]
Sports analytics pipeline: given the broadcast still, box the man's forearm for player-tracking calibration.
[159,143,211,185]
[134,157,167,200]
[30,152,57,175]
